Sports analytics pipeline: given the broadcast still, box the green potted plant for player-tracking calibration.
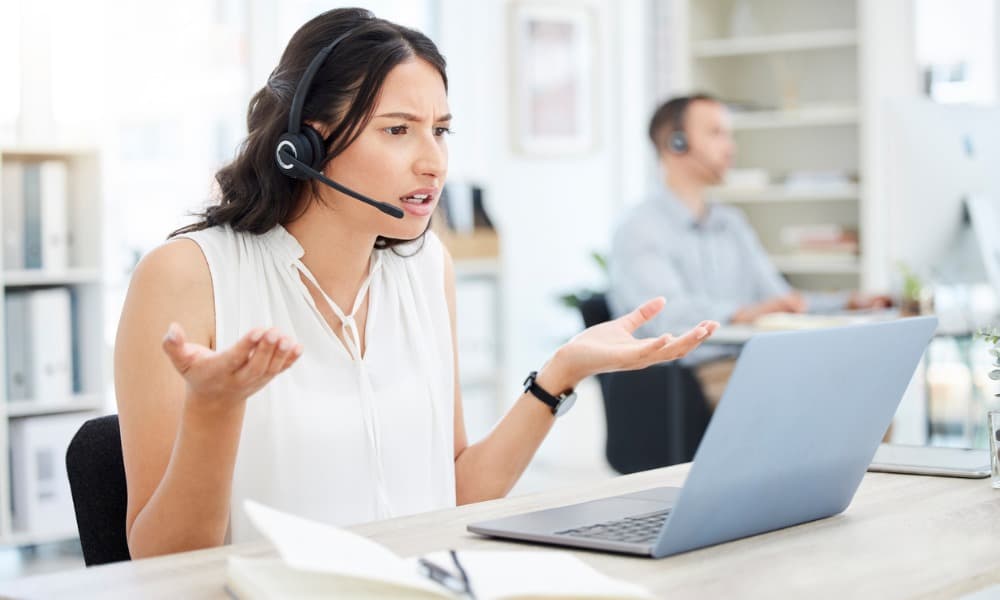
[898,262,931,317]
[559,251,609,309]
[976,327,1000,392]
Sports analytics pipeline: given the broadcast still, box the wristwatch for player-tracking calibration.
[523,371,577,417]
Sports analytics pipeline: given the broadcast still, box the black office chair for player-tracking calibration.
[577,293,711,473]
[66,414,131,566]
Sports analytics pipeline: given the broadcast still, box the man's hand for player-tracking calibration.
[847,291,894,311]
[731,292,807,324]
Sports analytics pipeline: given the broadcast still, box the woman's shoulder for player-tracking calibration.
[123,236,216,347]
[132,237,213,301]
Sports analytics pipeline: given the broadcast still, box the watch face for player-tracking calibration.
[554,392,577,417]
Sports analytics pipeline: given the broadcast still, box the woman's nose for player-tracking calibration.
[414,134,446,180]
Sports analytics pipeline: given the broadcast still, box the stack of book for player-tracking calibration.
[779,224,859,263]
[2,160,71,271]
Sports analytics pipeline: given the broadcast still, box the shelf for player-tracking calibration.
[730,106,858,130]
[3,268,102,287]
[771,254,861,275]
[454,258,501,278]
[712,184,859,204]
[0,146,97,160]
[693,29,857,57]
[1,528,79,547]
[6,395,103,418]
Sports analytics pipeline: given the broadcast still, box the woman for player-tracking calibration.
[115,7,718,559]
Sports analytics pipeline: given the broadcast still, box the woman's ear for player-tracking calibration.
[304,121,332,138]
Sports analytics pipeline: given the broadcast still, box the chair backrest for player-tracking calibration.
[573,292,711,473]
[577,293,612,329]
[66,414,131,566]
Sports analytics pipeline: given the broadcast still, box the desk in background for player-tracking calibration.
[697,312,986,448]
[3,464,999,599]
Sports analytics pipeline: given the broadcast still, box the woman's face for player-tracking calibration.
[322,58,450,241]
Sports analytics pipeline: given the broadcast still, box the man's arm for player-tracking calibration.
[609,221,740,338]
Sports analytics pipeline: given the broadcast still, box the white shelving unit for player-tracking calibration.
[670,0,914,292]
[0,147,105,547]
[711,183,859,204]
[692,29,858,57]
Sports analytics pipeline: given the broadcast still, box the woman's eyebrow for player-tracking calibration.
[374,111,453,123]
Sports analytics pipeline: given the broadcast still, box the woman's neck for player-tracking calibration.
[284,205,379,312]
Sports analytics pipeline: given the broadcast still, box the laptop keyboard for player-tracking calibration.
[555,508,671,545]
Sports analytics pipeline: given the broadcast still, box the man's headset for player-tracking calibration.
[665,97,725,182]
[274,30,405,219]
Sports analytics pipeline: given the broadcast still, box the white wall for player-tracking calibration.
[437,0,655,420]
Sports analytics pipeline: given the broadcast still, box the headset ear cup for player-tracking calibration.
[276,132,311,180]
[670,131,688,154]
[302,126,326,169]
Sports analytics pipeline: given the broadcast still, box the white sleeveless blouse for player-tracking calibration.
[179,224,456,543]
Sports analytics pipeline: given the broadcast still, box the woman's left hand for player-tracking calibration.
[547,297,718,390]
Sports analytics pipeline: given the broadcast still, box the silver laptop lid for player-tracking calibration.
[653,316,938,558]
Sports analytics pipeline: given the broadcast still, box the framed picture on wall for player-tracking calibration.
[509,1,597,156]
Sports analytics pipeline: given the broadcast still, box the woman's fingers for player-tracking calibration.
[659,324,712,359]
[239,328,281,381]
[161,322,198,374]
[266,336,302,375]
[619,297,666,334]
[223,327,267,371]
[632,322,715,366]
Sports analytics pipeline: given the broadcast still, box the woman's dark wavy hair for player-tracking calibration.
[171,8,447,251]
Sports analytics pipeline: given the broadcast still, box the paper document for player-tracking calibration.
[228,500,653,599]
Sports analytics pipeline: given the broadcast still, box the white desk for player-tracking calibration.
[702,312,974,346]
[3,464,1000,599]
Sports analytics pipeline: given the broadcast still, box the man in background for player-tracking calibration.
[608,94,889,408]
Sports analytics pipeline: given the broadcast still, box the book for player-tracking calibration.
[225,500,653,599]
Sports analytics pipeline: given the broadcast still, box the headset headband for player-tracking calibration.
[287,29,355,135]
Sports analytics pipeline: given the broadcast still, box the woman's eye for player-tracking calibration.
[434,127,454,137]
[386,125,408,135]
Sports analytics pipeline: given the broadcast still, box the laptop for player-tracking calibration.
[868,443,991,478]
[468,316,938,558]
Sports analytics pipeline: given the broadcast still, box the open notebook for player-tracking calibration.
[225,500,653,599]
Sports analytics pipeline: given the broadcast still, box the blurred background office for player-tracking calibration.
[1,0,999,578]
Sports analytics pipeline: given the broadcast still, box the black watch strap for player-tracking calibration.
[523,371,561,414]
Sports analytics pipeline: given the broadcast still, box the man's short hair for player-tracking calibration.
[648,93,719,153]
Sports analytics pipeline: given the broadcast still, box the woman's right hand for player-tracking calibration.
[161,322,303,410]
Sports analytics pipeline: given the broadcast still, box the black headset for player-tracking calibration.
[274,30,404,219]
[668,97,691,154]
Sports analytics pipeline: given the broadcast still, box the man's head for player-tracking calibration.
[648,94,735,186]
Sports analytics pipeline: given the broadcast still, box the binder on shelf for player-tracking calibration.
[21,163,41,269]
[2,160,25,269]
[3,288,74,405]
[40,160,70,270]
[21,160,69,271]
[9,412,90,535]
[4,293,31,401]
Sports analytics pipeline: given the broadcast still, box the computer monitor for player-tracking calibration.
[883,99,1000,285]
